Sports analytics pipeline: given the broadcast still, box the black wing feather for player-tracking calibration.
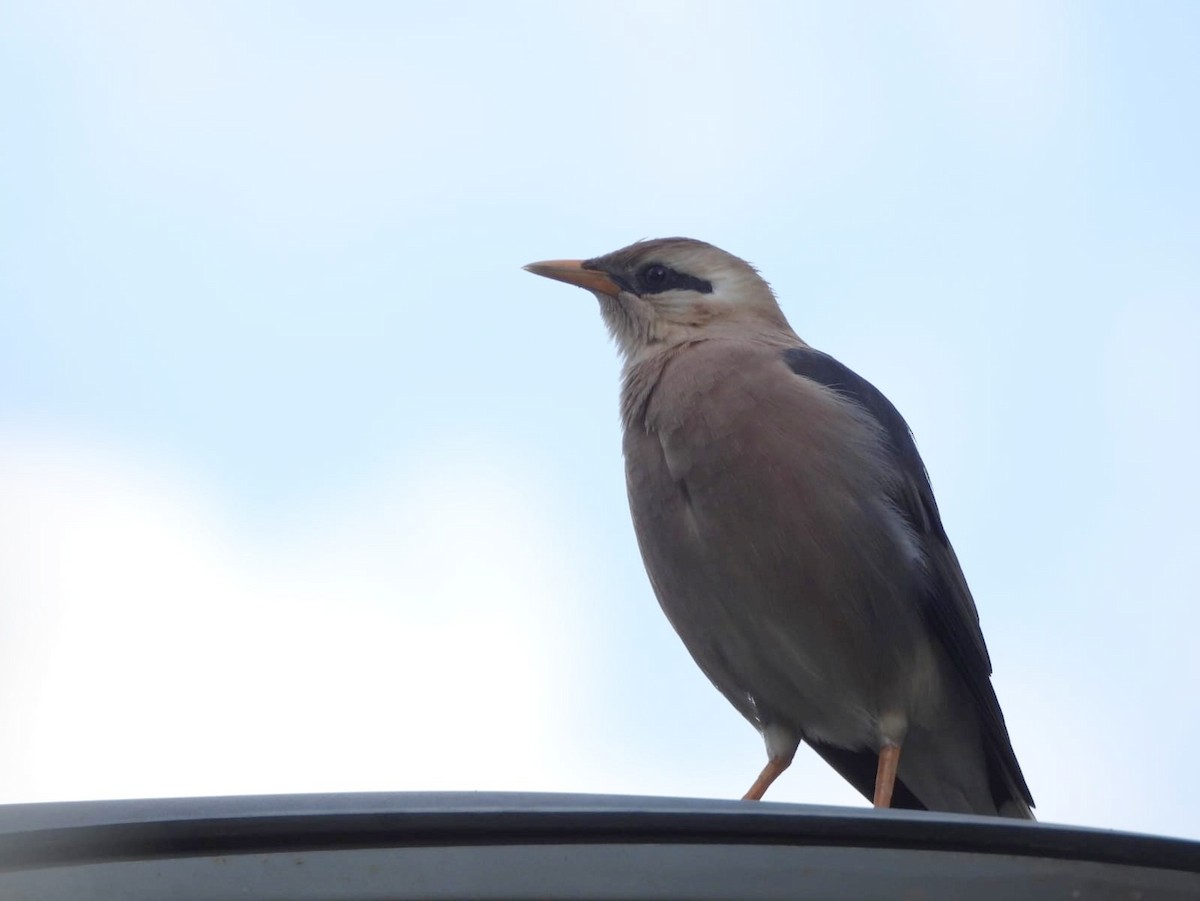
[807,741,927,811]
[782,346,1034,812]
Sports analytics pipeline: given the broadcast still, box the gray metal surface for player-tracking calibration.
[1,792,1196,900]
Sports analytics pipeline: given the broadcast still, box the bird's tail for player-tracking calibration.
[999,796,1036,820]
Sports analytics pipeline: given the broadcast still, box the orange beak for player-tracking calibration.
[523,259,621,296]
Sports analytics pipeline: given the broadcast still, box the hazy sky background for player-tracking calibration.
[2,1,1198,840]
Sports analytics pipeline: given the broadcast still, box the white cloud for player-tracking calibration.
[0,430,584,801]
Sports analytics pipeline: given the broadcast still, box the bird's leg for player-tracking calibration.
[743,756,791,801]
[873,743,901,808]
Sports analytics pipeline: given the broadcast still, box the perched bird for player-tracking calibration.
[525,238,1035,818]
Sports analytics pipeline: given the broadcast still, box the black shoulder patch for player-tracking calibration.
[781,347,918,465]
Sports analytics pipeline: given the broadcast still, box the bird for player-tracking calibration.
[524,237,1035,818]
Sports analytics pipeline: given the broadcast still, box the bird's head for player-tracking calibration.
[525,237,791,360]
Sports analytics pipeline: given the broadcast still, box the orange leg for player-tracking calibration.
[743,756,791,801]
[874,743,901,808]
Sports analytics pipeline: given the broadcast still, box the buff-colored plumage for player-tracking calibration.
[525,238,1034,817]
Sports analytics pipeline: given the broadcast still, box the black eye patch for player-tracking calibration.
[635,263,713,296]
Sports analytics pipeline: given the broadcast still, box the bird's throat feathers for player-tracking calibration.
[601,293,796,367]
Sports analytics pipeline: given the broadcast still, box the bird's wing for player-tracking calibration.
[782,347,1034,811]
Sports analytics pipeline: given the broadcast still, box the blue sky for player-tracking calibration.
[2,1,1198,839]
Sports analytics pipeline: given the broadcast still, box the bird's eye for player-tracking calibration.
[640,264,669,290]
[634,262,713,295]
